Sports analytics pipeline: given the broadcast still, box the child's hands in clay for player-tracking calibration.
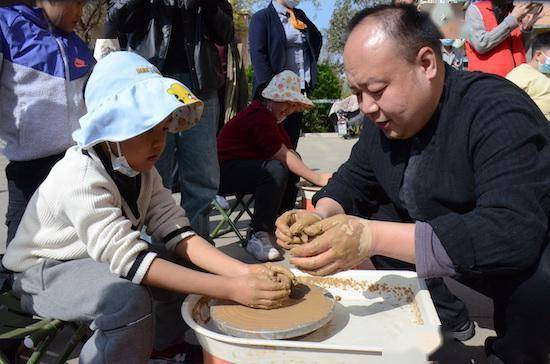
[275,209,322,249]
[247,263,296,289]
[229,270,292,309]
[289,214,373,276]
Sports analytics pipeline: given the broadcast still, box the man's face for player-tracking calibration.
[41,1,85,33]
[116,118,170,173]
[343,21,440,140]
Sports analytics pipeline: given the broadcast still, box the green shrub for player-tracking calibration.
[303,103,333,132]
[303,64,342,133]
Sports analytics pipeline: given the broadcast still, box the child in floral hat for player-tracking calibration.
[217,70,332,261]
[3,52,293,363]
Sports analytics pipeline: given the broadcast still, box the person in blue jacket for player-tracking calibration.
[0,1,94,284]
[249,0,322,149]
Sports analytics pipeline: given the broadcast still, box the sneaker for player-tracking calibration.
[149,343,203,363]
[246,231,281,261]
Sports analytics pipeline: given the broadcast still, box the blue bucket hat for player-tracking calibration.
[73,51,203,149]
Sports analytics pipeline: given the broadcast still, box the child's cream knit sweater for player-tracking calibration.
[3,146,195,284]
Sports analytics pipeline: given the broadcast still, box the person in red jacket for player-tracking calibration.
[464,0,542,77]
[217,71,331,261]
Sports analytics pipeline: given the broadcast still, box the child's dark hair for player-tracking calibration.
[532,32,550,54]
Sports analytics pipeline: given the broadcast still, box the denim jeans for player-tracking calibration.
[156,73,220,239]
[219,159,299,233]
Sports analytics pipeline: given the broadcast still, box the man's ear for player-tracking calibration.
[416,46,438,80]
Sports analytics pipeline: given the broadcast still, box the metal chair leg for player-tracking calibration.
[55,323,88,364]
[27,332,56,364]
[210,200,245,241]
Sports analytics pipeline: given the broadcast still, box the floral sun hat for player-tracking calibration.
[73,51,203,149]
[261,70,314,111]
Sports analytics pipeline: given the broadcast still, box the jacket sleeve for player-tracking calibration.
[108,0,151,34]
[249,11,275,86]
[144,168,195,251]
[312,124,383,215]
[429,90,550,276]
[0,26,4,126]
[201,0,234,46]
[61,163,157,285]
[302,11,322,61]
[465,5,518,54]
[310,22,322,62]
[0,30,3,77]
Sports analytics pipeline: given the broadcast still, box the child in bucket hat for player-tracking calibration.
[217,70,332,262]
[3,52,294,363]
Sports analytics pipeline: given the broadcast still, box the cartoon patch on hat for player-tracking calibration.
[168,83,199,105]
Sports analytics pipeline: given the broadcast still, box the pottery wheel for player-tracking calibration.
[210,283,335,340]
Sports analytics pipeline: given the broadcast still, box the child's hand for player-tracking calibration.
[314,172,333,187]
[247,263,295,288]
[229,271,291,309]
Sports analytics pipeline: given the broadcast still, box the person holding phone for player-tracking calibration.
[465,0,543,76]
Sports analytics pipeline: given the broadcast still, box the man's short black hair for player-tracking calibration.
[532,32,550,53]
[346,4,443,62]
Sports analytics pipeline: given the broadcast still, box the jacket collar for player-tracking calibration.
[12,5,49,30]
[271,1,289,16]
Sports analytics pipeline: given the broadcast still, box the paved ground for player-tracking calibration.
[0,134,495,363]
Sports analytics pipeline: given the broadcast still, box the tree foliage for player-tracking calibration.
[327,0,390,55]
[309,64,341,100]
[75,0,109,46]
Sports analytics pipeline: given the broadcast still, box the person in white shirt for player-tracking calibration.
[2,51,293,363]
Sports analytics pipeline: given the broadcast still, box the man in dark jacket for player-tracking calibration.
[108,0,234,239]
[276,4,550,363]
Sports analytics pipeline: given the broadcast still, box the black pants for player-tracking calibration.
[5,153,64,244]
[219,159,299,233]
[283,112,303,150]
[1,152,64,292]
[460,242,550,363]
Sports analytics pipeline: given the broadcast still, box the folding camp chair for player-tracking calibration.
[0,291,88,364]
[210,194,254,242]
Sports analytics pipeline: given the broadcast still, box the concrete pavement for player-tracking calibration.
[0,134,495,363]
